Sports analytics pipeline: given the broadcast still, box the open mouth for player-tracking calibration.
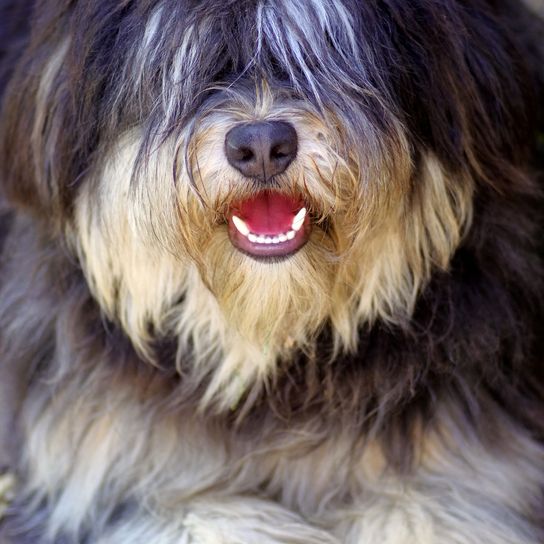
[227,191,312,259]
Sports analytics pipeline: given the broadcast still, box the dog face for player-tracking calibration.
[0,0,530,407]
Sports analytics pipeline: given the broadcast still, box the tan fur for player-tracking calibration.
[71,86,472,411]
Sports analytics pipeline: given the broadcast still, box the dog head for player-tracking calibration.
[0,0,535,408]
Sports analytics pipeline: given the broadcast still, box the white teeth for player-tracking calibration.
[232,215,250,236]
[242,230,298,245]
[232,210,307,245]
[291,208,307,232]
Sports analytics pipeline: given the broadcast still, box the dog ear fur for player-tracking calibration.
[0,4,75,219]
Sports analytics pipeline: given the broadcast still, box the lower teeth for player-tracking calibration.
[247,231,296,245]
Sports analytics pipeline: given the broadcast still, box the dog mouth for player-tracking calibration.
[226,191,312,259]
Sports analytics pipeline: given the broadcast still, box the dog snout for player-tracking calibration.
[224,121,298,180]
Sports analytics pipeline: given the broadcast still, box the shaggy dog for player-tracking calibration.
[0,0,543,542]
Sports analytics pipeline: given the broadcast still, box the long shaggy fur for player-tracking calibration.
[0,1,543,543]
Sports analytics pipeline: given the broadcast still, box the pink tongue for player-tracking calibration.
[233,192,302,235]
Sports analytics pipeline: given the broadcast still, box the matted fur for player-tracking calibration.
[0,0,543,543]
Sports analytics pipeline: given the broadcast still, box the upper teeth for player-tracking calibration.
[292,208,307,232]
[231,208,306,245]
[232,215,250,236]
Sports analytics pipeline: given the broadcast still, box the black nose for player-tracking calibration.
[225,121,298,180]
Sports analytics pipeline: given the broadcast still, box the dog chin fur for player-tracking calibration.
[0,1,543,543]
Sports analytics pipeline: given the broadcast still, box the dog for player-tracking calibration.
[0,0,543,542]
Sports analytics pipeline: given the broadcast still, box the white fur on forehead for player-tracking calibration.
[126,0,385,136]
[255,0,362,93]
